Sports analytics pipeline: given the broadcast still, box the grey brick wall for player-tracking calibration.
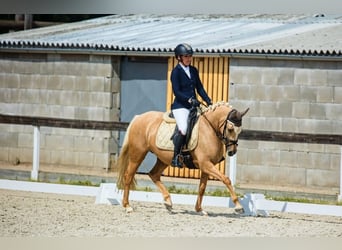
[0,53,121,170]
[229,58,341,191]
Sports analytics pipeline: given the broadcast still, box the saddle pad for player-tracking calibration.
[162,112,176,123]
[156,120,199,151]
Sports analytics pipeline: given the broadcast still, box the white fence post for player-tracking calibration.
[31,125,40,181]
[338,146,342,202]
[229,154,237,187]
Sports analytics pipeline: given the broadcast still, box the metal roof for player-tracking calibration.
[0,14,341,58]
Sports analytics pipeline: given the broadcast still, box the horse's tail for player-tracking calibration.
[116,116,138,190]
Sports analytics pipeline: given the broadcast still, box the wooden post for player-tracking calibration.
[24,14,33,30]
[15,14,24,22]
[31,126,40,180]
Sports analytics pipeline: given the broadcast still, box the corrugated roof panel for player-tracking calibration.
[237,23,342,53]
[0,14,341,57]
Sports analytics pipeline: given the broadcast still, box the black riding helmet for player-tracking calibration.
[174,43,194,59]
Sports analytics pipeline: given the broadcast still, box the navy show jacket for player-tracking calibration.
[170,64,212,110]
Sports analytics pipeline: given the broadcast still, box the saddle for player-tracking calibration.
[156,108,200,169]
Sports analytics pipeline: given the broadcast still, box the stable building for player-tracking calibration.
[0,14,341,193]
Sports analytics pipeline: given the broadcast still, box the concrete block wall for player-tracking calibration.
[229,58,341,191]
[0,52,121,170]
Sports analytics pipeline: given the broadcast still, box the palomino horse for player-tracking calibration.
[117,101,249,215]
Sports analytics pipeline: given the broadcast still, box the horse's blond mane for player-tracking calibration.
[201,101,232,114]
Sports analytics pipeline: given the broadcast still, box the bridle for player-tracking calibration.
[202,109,240,149]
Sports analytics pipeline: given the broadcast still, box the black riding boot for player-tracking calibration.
[171,132,185,168]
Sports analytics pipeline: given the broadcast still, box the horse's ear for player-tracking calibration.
[241,107,250,117]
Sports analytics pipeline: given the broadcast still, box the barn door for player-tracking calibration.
[119,56,168,173]
[164,56,230,179]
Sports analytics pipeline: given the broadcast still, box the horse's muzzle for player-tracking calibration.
[228,151,236,157]
[227,140,238,157]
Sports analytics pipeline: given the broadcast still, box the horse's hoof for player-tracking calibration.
[234,207,245,214]
[198,210,208,216]
[125,206,134,213]
[164,201,173,211]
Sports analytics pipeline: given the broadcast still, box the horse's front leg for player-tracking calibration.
[201,161,244,214]
[195,172,209,215]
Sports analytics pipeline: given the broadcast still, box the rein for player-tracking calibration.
[202,109,239,149]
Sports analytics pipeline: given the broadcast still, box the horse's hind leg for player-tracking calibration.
[195,172,209,215]
[122,155,147,212]
[148,158,172,211]
[122,161,140,212]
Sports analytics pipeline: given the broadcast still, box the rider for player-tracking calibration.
[170,43,213,168]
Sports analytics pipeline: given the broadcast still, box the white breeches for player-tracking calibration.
[172,108,190,135]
